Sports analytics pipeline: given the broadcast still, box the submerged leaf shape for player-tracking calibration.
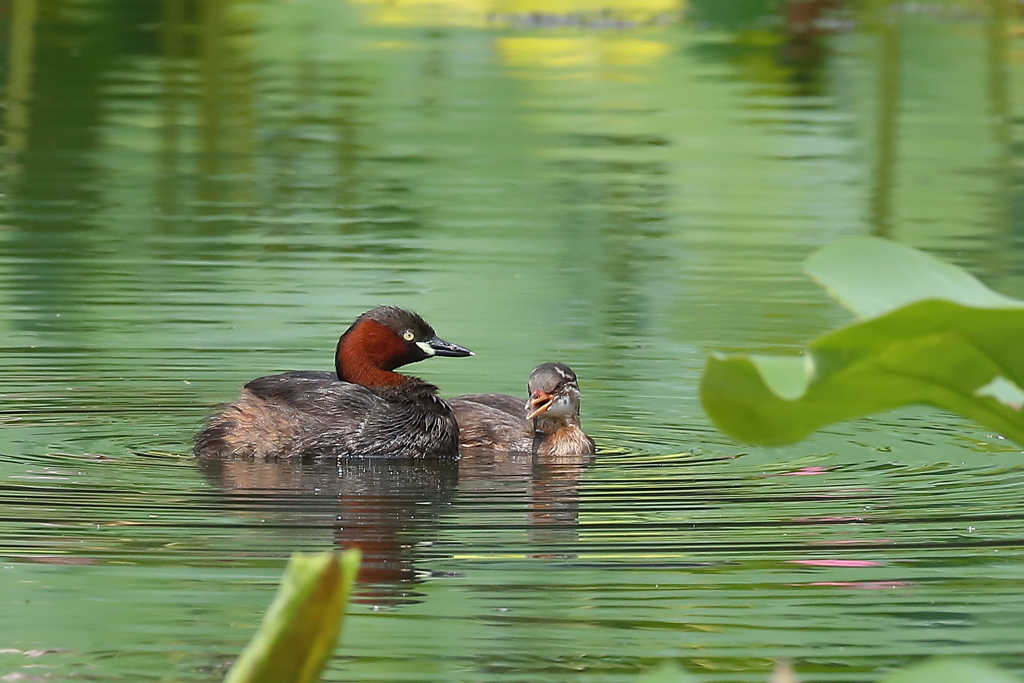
[224,549,361,683]
[877,658,1020,683]
[701,238,1024,447]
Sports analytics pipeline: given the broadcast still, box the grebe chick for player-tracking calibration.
[194,306,473,459]
[450,362,595,456]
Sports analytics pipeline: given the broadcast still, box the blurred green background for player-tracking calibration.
[2,0,1024,681]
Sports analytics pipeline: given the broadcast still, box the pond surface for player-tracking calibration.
[3,0,1024,681]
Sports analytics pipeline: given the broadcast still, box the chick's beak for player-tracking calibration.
[527,391,553,420]
[422,336,474,358]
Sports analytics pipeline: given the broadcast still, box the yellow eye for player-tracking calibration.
[402,330,415,342]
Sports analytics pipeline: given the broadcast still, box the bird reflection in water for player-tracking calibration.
[197,450,591,606]
[458,449,590,558]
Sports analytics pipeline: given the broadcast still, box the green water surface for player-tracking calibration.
[2,1,1024,681]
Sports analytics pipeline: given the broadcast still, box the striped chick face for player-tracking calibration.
[526,362,581,421]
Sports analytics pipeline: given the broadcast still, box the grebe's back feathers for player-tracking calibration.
[449,394,535,451]
[199,371,459,458]
[450,392,525,416]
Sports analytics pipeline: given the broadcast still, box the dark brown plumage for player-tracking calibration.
[194,306,473,459]
[450,362,595,457]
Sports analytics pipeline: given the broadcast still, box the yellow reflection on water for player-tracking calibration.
[6,0,37,154]
[350,0,490,28]
[497,36,669,68]
[349,0,679,80]
[349,0,680,28]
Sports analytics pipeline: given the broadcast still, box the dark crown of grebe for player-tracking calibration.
[526,362,582,424]
[335,306,473,388]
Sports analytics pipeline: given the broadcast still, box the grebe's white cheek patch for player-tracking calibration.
[416,341,437,356]
[546,394,575,417]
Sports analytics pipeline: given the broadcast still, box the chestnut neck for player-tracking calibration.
[335,318,411,390]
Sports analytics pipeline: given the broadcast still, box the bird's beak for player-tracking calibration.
[527,391,553,420]
[419,336,474,358]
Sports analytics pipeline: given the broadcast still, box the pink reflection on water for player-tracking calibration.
[788,559,881,567]
[801,581,909,590]
[781,466,830,476]
[791,515,864,523]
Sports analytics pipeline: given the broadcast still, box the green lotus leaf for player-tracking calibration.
[701,238,1024,447]
[805,236,1024,319]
